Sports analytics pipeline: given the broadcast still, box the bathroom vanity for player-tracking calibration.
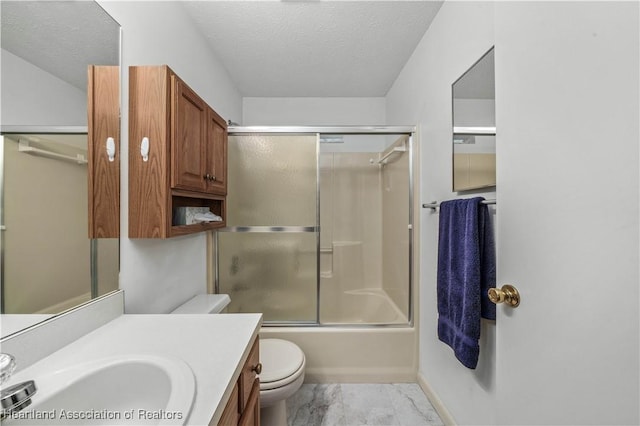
[0,294,262,426]
[218,338,261,426]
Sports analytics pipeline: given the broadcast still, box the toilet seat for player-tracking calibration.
[259,339,306,391]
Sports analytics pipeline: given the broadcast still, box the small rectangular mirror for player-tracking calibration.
[452,47,496,191]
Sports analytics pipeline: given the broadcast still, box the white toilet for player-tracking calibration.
[258,338,306,426]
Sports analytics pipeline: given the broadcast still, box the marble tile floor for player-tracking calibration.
[286,383,444,426]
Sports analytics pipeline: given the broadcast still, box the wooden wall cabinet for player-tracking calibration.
[88,65,120,238]
[129,65,228,238]
[217,337,261,426]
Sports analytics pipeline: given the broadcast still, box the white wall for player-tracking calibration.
[387,1,639,425]
[97,1,243,313]
[493,2,639,424]
[0,49,87,126]
[243,97,386,125]
[386,2,496,424]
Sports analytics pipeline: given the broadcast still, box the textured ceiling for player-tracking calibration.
[182,1,443,97]
[1,1,119,92]
[1,1,442,98]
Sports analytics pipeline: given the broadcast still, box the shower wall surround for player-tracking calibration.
[319,140,410,324]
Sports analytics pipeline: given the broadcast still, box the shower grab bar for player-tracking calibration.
[217,226,318,233]
[422,199,496,210]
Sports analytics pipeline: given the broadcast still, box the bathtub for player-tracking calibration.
[260,325,416,383]
[320,288,407,325]
[259,283,415,383]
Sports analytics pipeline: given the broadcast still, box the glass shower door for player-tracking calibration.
[217,134,318,323]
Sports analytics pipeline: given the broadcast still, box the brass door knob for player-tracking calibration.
[488,284,520,308]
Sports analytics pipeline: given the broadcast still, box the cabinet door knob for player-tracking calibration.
[203,173,211,180]
[210,175,216,182]
[251,363,262,374]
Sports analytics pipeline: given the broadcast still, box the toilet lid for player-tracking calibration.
[259,339,305,384]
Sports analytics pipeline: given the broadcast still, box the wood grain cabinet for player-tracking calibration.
[206,109,228,195]
[171,79,228,195]
[218,383,240,426]
[128,65,228,238]
[88,65,120,238]
[217,337,261,426]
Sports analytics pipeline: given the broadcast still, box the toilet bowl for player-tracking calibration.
[259,338,306,426]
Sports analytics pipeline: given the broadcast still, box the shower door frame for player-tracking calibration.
[215,126,416,327]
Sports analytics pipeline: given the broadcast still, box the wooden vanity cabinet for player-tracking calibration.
[129,65,228,238]
[88,65,120,238]
[239,380,260,426]
[217,337,260,426]
[218,384,240,425]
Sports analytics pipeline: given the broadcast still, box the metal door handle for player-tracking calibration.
[488,284,520,308]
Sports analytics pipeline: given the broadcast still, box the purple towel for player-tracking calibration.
[437,197,496,369]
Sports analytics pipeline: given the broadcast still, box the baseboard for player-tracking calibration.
[417,372,457,426]
[305,367,416,384]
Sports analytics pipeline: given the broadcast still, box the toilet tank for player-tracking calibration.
[170,294,231,314]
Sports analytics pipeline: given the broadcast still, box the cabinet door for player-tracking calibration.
[239,338,260,411]
[217,383,240,426]
[206,108,228,195]
[238,380,260,426]
[171,76,207,192]
[88,65,120,238]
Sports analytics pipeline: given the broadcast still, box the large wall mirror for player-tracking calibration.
[0,1,120,337]
[452,47,496,191]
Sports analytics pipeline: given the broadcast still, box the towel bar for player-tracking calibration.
[422,199,496,210]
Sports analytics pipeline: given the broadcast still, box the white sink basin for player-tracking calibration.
[4,355,195,425]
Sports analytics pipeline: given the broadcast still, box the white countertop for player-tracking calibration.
[6,313,262,425]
